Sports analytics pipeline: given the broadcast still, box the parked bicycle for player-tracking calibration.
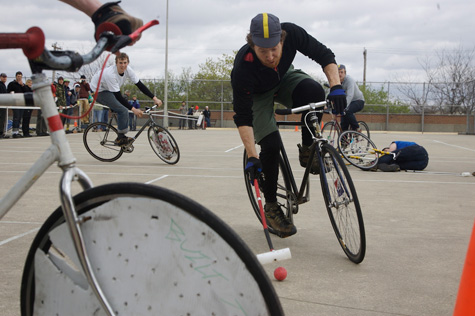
[243,101,366,264]
[83,105,180,164]
[0,24,283,315]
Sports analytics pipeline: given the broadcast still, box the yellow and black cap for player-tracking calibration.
[250,13,282,48]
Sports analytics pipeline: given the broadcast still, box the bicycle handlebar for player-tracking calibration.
[0,27,45,59]
[275,101,328,115]
[144,104,158,114]
[0,20,159,73]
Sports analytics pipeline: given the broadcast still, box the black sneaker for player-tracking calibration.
[298,144,320,174]
[264,202,297,238]
[378,163,400,172]
[114,136,133,146]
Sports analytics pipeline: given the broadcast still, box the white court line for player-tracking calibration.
[145,175,169,184]
[433,140,475,152]
[225,144,244,152]
[0,227,39,246]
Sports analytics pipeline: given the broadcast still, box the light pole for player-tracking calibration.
[163,0,169,127]
[363,47,367,87]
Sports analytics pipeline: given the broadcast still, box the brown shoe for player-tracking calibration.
[264,202,297,238]
[114,136,133,146]
[298,144,320,174]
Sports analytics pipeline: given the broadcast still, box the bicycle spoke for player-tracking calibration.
[148,125,180,164]
[338,131,378,170]
[319,143,365,263]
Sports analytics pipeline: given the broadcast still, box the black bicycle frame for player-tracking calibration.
[108,112,155,141]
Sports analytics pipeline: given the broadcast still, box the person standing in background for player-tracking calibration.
[179,101,187,129]
[7,71,29,138]
[0,73,9,139]
[203,106,211,128]
[21,79,34,137]
[78,75,92,131]
[128,95,140,131]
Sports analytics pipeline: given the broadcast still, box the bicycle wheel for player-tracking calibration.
[318,143,366,263]
[338,130,379,170]
[321,121,340,147]
[21,183,283,315]
[357,121,370,139]
[148,125,180,164]
[83,122,123,162]
[243,146,295,236]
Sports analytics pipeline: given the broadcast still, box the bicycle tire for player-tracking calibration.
[243,147,294,236]
[338,130,379,170]
[83,122,123,162]
[148,125,180,164]
[321,121,340,147]
[20,183,283,315]
[357,121,370,139]
[318,143,366,263]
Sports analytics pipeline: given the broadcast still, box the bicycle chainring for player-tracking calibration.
[122,144,134,153]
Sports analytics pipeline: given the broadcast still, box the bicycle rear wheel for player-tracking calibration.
[318,143,366,263]
[338,130,379,170]
[243,146,295,236]
[21,183,283,315]
[148,125,180,164]
[321,121,340,147]
[357,121,370,138]
[83,122,123,162]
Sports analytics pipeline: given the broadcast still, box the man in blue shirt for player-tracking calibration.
[376,141,429,172]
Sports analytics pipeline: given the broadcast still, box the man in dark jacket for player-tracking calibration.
[7,71,29,138]
[0,73,9,138]
[232,13,346,237]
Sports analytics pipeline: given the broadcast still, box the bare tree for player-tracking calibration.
[422,45,475,114]
[395,46,475,115]
[394,77,434,113]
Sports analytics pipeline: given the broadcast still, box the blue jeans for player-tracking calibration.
[96,91,129,134]
[93,109,102,123]
[129,112,137,130]
[341,100,365,131]
[12,109,23,130]
[101,109,109,123]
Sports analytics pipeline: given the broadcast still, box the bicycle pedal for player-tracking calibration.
[122,144,134,153]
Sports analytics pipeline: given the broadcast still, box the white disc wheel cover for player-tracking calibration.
[33,197,269,315]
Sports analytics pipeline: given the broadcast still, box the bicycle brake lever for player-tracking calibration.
[110,19,159,53]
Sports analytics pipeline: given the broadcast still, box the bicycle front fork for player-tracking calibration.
[59,166,115,316]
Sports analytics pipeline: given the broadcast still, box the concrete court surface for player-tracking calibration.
[0,128,474,316]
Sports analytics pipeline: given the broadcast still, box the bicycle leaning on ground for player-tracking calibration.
[83,105,180,164]
[243,101,366,264]
[0,24,284,315]
[338,130,393,171]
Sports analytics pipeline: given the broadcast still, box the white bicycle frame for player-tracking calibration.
[0,72,115,315]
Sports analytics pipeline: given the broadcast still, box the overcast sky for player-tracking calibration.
[1,0,474,84]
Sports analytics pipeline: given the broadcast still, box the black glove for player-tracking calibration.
[92,1,143,40]
[245,157,262,185]
[327,84,347,115]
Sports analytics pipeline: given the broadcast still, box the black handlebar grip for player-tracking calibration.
[0,27,45,59]
[275,108,292,115]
